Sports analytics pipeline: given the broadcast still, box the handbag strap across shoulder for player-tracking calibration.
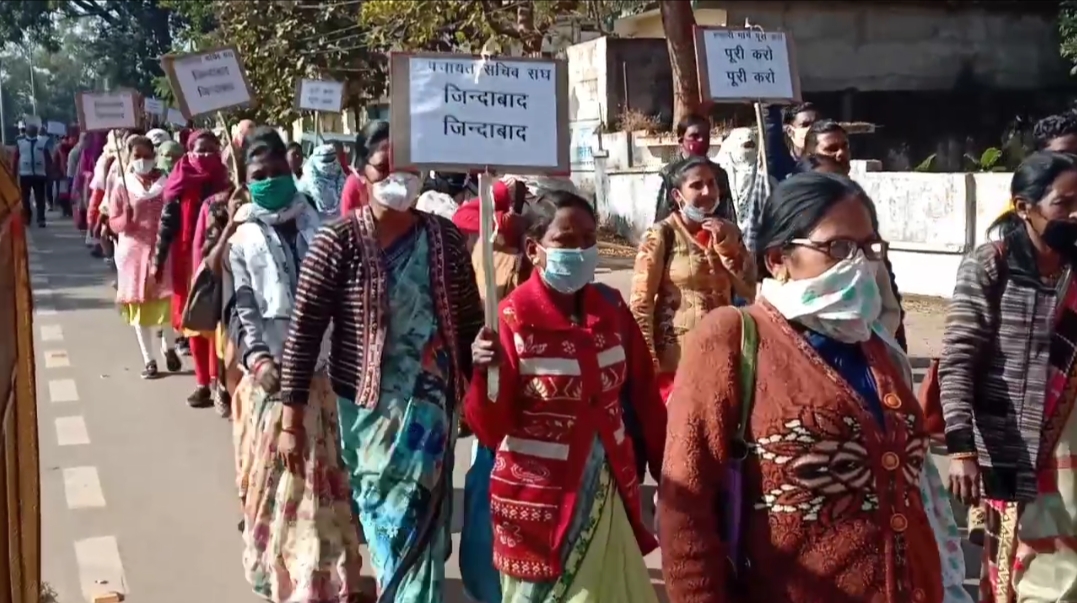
[733,308,759,452]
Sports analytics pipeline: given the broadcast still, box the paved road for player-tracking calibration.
[29,218,972,603]
[28,220,666,603]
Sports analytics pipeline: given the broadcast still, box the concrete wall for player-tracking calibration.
[699,1,1069,92]
[580,159,1015,299]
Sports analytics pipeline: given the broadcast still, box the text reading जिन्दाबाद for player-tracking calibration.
[407,57,561,169]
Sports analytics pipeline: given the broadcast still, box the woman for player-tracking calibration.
[87,130,122,258]
[157,141,184,175]
[631,155,755,402]
[278,168,482,601]
[67,132,86,229]
[940,151,1077,603]
[297,143,348,220]
[154,129,231,407]
[107,135,182,379]
[224,128,360,603]
[653,114,736,225]
[190,182,237,416]
[466,190,666,602]
[286,142,304,180]
[716,126,759,223]
[339,120,389,215]
[660,172,942,603]
[794,151,908,350]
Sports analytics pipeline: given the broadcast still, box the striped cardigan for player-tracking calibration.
[938,241,1058,502]
[279,207,483,408]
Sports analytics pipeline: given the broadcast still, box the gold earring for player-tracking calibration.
[776,268,789,283]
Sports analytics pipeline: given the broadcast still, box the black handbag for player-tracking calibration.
[181,262,221,332]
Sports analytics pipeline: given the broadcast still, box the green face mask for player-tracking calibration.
[248,175,297,211]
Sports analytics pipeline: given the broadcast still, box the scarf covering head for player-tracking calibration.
[147,129,171,147]
[75,131,105,188]
[162,129,230,202]
[298,144,347,214]
[717,127,759,205]
[157,141,184,173]
[234,119,255,149]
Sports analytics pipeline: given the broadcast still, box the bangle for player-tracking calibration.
[949,452,978,460]
[250,356,271,374]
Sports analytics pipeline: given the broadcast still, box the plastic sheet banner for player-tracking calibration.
[0,157,40,603]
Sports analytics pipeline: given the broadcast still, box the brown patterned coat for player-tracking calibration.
[629,213,754,374]
[659,302,943,603]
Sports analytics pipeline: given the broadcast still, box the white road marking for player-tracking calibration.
[34,306,57,317]
[48,379,79,403]
[62,466,106,509]
[55,416,90,446]
[74,536,128,602]
[40,324,63,341]
[30,276,48,286]
[43,350,70,368]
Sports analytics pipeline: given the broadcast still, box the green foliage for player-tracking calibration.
[0,1,176,96]
[913,153,937,172]
[1,24,97,135]
[191,0,387,126]
[359,0,647,56]
[1061,1,1077,71]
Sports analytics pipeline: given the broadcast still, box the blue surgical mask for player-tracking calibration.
[681,202,712,223]
[539,245,599,294]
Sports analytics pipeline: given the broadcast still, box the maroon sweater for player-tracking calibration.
[659,302,943,603]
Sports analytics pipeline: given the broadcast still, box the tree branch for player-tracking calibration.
[64,0,119,24]
[479,0,522,39]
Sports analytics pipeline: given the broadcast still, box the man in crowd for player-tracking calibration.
[13,122,53,227]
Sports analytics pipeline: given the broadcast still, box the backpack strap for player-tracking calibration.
[733,308,759,455]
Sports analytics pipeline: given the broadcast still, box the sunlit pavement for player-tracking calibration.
[29,216,969,602]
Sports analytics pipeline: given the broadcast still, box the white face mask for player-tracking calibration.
[131,158,156,175]
[760,252,882,344]
[372,172,422,212]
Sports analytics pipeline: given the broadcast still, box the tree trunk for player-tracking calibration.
[659,0,701,126]
[516,3,543,56]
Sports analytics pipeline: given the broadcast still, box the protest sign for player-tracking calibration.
[46,121,67,136]
[295,79,345,113]
[166,108,186,127]
[143,97,166,116]
[694,27,801,103]
[389,52,570,174]
[21,116,42,128]
[161,46,254,119]
[75,91,139,132]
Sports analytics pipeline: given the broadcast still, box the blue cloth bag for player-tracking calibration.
[460,444,502,603]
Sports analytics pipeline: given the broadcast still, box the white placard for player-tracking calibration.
[22,115,42,128]
[144,97,166,116]
[697,29,799,103]
[166,108,186,127]
[76,92,139,132]
[46,121,67,136]
[399,55,565,171]
[164,46,253,118]
[296,79,344,113]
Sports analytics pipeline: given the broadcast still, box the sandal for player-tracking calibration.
[187,385,213,408]
[214,383,232,419]
[164,349,182,372]
[141,361,160,380]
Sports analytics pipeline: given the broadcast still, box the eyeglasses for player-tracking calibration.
[789,238,887,261]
